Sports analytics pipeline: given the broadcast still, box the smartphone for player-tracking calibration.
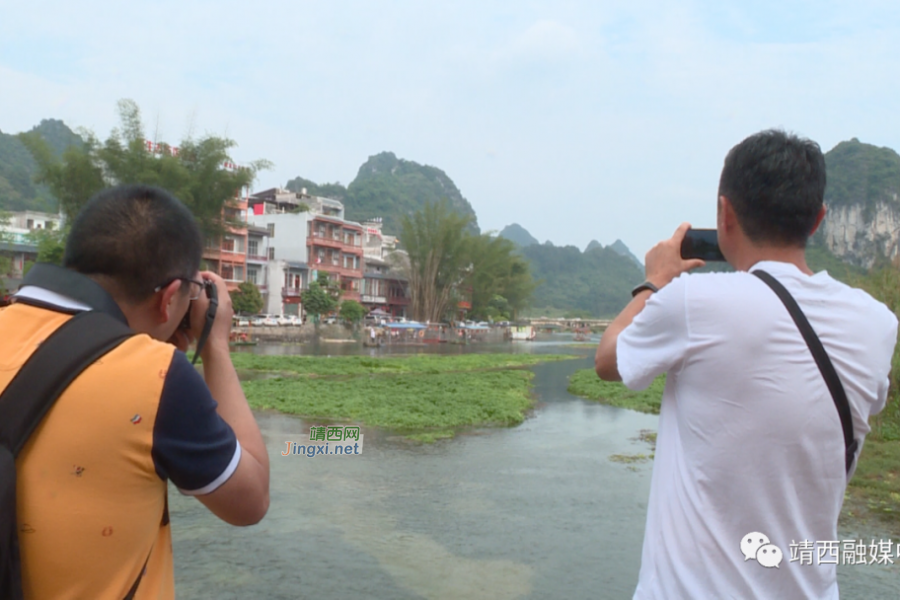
[681,228,726,261]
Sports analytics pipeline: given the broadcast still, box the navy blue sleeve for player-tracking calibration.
[152,351,239,494]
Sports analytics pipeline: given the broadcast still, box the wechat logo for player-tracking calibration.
[742,532,783,568]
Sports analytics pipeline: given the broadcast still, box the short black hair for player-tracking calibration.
[718,129,826,247]
[64,185,203,302]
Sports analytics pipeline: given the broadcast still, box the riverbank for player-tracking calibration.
[238,353,577,442]
[567,368,900,537]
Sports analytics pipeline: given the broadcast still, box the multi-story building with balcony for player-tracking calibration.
[247,187,364,314]
[203,196,248,292]
[361,243,410,318]
[307,215,364,302]
[245,224,271,306]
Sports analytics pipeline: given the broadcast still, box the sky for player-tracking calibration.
[2,1,899,259]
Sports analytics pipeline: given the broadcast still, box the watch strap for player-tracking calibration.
[631,281,659,297]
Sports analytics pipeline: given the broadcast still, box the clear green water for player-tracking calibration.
[171,337,900,599]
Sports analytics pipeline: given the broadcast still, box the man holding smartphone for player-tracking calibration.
[1,185,269,599]
[595,130,897,598]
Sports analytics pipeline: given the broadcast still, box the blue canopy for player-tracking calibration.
[384,322,427,329]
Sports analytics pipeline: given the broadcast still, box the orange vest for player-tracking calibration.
[1,302,176,600]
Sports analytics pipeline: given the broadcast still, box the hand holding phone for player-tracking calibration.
[680,228,726,261]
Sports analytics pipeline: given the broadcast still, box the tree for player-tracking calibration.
[28,228,66,266]
[464,233,535,321]
[400,200,474,322]
[400,201,536,322]
[231,281,263,315]
[301,277,339,329]
[19,99,271,241]
[485,295,511,321]
[339,300,366,327]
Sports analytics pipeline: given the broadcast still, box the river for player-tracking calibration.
[170,335,900,599]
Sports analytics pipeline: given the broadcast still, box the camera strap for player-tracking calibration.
[191,282,218,366]
[752,270,857,476]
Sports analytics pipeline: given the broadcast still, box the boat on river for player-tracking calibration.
[510,325,536,341]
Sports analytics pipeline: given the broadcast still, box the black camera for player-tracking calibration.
[179,280,218,331]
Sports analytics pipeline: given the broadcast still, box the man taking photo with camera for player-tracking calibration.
[596,129,897,598]
[1,184,269,599]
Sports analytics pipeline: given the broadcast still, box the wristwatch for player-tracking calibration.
[631,281,659,297]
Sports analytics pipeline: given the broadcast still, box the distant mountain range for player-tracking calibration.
[1,116,894,316]
[498,223,539,247]
[0,119,82,212]
[499,225,644,316]
[287,151,480,236]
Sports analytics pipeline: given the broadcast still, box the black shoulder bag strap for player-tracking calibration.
[0,310,135,600]
[753,270,858,475]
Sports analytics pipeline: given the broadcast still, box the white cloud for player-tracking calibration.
[1,1,899,258]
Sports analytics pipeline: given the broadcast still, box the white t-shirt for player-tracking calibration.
[618,261,897,599]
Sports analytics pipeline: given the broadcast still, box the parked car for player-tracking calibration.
[233,316,250,327]
[288,315,302,326]
[276,315,292,326]
[261,314,278,326]
[250,315,265,326]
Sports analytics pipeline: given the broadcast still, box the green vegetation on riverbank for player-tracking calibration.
[238,353,575,441]
[567,328,900,536]
[567,370,664,414]
[843,266,900,535]
[231,352,566,377]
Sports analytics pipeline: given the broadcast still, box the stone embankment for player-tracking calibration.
[232,324,354,343]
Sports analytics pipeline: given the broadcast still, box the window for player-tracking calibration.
[268,247,275,259]
[233,266,244,281]
[222,238,235,252]
[26,219,33,229]
[247,267,258,284]
[46,221,55,231]
[248,240,259,257]
[221,264,234,280]
[267,223,275,237]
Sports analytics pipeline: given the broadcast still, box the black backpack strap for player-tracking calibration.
[753,270,858,475]
[0,310,134,600]
[0,310,134,454]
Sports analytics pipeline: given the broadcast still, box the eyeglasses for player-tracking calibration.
[154,277,205,300]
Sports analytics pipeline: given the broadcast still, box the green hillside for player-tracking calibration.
[286,151,479,235]
[284,176,348,204]
[824,138,900,216]
[0,119,82,212]
[499,223,539,247]
[522,242,644,318]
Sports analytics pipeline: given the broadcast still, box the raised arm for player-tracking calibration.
[192,272,270,525]
[595,223,704,381]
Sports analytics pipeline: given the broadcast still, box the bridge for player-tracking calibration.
[528,318,612,331]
